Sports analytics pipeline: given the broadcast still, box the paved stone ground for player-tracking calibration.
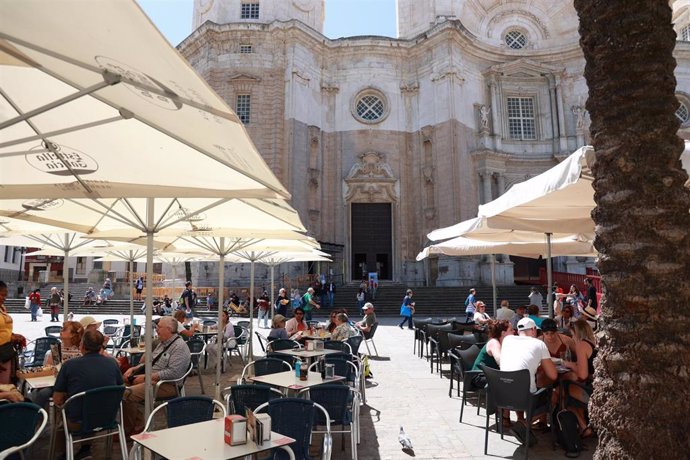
[12,313,597,459]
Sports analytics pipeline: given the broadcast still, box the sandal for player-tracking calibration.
[580,426,594,439]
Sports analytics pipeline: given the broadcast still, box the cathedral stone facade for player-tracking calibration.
[178,0,690,286]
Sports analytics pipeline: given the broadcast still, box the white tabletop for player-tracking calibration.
[131,418,295,460]
[251,370,345,390]
[24,375,56,389]
[278,349,342,359]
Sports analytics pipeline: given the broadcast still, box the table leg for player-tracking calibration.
[48,399,59,460]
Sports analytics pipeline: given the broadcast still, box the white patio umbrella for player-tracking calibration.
[417,235,596,312]
[0,0,299,420]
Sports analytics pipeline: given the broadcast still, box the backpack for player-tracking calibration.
[464,296,470,307]
[301,293,310,309]
[553,409,582,458]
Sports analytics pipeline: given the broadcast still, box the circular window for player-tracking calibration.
[676,101,689,124]
[505,29,528,49]
[352,89,389,124]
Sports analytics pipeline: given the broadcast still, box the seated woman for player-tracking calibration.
[330,313,356,341]
[562,319,597,438]
[471,320,513,427]
[33,321,84,408]
[539,318,576,359]
[173,310,198,339]
[285,308,308,341]
[554,304,575,332]
[206,310,236,367]
[268,314,289,341]
[326,310,340,333]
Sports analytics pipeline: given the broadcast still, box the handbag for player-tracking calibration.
[24,297,30,310]
[400,303,412,317]
[0,342,16,363]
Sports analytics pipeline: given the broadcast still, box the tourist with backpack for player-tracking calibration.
[301,287,320,321]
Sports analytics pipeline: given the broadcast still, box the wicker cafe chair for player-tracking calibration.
[130,396,225,460]
[323,340,353,355]
[412,317,432,357]
[187,336,206,394]
[300,384,361,460]
[21,336,60,368]
[44,325,62,337]
[0,402,48,459]
[256,398,332,460]
[61,385,127,460]
[238,358,292,384]
[222,383,283,416]
[267,339,301,352]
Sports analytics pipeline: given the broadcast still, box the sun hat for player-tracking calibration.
[517,317,537,331]
[79,315,101,328]
[582,306,599,321]
[540,318,558,332]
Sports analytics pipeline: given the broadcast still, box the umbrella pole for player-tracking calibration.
[129,253,134,329]
[143,198,155,421]
[63,235,69,319]
[249,257,255,360]
[270,264,275,321]
[546,232,553,318]
[215,240,225,402]
[490,254,497,314]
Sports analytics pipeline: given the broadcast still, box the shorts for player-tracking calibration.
[135,288,143,294]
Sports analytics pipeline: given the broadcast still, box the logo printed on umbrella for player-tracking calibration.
[26,142,98,176]
[95,56,183,111]
[21,199,63,211]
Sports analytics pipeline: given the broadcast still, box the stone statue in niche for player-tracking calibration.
[479,105,491,132]
[571,105,586,131]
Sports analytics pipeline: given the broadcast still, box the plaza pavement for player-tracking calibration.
[11,312,596,459]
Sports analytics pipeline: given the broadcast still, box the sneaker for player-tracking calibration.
[75,446,92,460]
[399,325,403,329]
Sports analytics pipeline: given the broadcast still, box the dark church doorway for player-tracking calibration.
[351,203,392,280]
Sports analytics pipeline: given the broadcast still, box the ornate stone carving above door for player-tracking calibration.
[343,152,398,203]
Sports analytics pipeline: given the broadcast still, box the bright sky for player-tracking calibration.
[136,0,397,46]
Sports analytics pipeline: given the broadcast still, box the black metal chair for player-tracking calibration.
[448,332,477,351]
[426,323,453,374]
[255,331,269,353]
[412,318,432,357]
[222,383,283,415]
[449,345,485,423]
[0,402,48,459]
[44,325,62,337]
[362,322,379,356]
[480,366,552,460]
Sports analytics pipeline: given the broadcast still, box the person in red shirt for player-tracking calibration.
[28,289,41,322]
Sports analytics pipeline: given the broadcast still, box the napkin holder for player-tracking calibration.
[224,415,247,446]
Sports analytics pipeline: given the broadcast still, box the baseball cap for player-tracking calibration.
[517,317,537,331]
[79,315,101,328]
[362,302,374,311]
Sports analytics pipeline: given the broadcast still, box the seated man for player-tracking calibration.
[473,301,492,327]
[500,317,557,428]
[496,300,516,322]
[53,330,124,458]
[331,313,356,341]
[122,316,191,435]
[527,304,544,328]
[356,302,377,336]
[83,287,96,306]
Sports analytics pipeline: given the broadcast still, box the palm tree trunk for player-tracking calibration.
[574,1,690,458]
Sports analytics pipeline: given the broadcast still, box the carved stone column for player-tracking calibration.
[480,171,493,205]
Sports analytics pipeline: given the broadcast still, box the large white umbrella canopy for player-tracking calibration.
[417,235,596,261]
[476,143,690,234]
[0,0,288,200]
[0,0,303,421]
